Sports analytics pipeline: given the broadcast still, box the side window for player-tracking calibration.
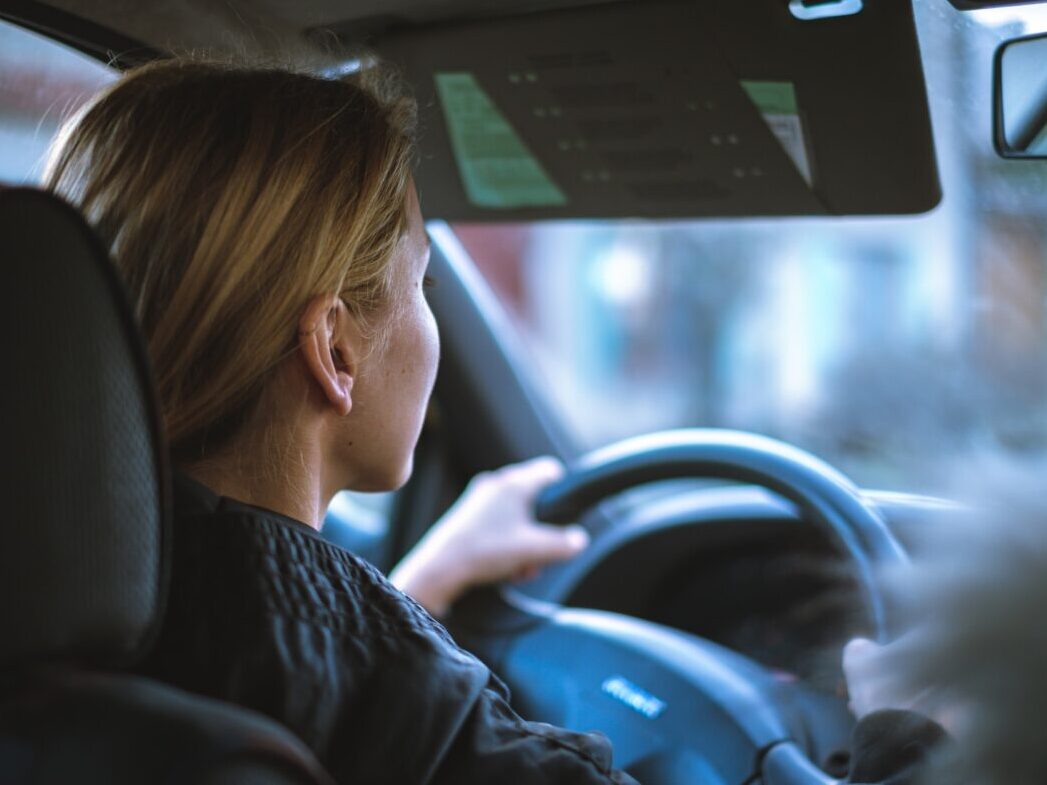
[0,19,116,183]
[323,490,397,569]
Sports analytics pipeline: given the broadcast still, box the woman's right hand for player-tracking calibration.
[389,456,590,617]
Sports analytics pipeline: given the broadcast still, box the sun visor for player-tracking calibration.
[363,0,939,220]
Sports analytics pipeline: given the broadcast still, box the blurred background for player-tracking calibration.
[453,0,1047,494]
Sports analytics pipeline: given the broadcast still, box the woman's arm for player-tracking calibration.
[389,457,590,617]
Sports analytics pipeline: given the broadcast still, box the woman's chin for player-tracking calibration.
[351,457,413,493]
[391,456,414,490]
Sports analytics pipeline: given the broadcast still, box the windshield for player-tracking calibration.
[453,0,1047,495]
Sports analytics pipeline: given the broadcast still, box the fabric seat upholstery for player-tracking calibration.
[0,187,333,785]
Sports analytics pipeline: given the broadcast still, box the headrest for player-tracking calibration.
[0,188,168,667]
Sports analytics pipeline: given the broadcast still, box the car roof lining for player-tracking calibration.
[9,0,942,219]
[13,0,630,62]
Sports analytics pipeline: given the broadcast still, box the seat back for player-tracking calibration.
[0,187,167,667]
[0,188,332,785]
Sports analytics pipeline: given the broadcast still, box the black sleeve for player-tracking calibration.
[431,673,640,785]
[846,709,948,784]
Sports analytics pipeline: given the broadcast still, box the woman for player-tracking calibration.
[46,59,629,784]
[46,59,939,784]
[47,57,586,619]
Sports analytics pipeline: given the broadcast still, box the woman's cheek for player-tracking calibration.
[418,298,440,388]
[426,308,440,380]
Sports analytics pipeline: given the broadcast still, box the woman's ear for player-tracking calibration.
[298,294,358,416]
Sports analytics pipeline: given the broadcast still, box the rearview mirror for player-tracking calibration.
[994,33,1047,158]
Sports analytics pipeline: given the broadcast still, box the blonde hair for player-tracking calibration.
[45,59,416,461]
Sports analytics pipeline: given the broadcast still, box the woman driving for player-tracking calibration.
[46,58,628,784]
[45,58,942,784]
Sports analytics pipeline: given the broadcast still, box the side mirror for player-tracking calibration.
[994,32,1047,158]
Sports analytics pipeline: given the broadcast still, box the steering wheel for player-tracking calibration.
[448,429,909,785]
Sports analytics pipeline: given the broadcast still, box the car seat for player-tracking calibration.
[0,187,334,785]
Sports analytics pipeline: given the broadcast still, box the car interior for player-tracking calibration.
[1,0,1046,783]
[0,187,334,784]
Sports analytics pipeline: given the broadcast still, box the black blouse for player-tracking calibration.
[140,474,638,784]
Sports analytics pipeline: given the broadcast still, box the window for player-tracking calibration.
[454,0,1047,495]
[0,19,116,183]
[323,489,397,568]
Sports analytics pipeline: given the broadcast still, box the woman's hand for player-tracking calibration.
[390,456,590,617]
[842,638,911,719]
[843,636,960,733]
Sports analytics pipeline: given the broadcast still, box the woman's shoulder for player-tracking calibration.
[170,472,459,650]
[156,474,635,784]
[155,474,488,762]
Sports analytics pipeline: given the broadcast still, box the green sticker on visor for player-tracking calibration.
[435,72,567,209]
[740,80,799,116]
[740,80,813,186]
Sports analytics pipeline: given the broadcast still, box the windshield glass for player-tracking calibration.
[453,0,1047,495]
